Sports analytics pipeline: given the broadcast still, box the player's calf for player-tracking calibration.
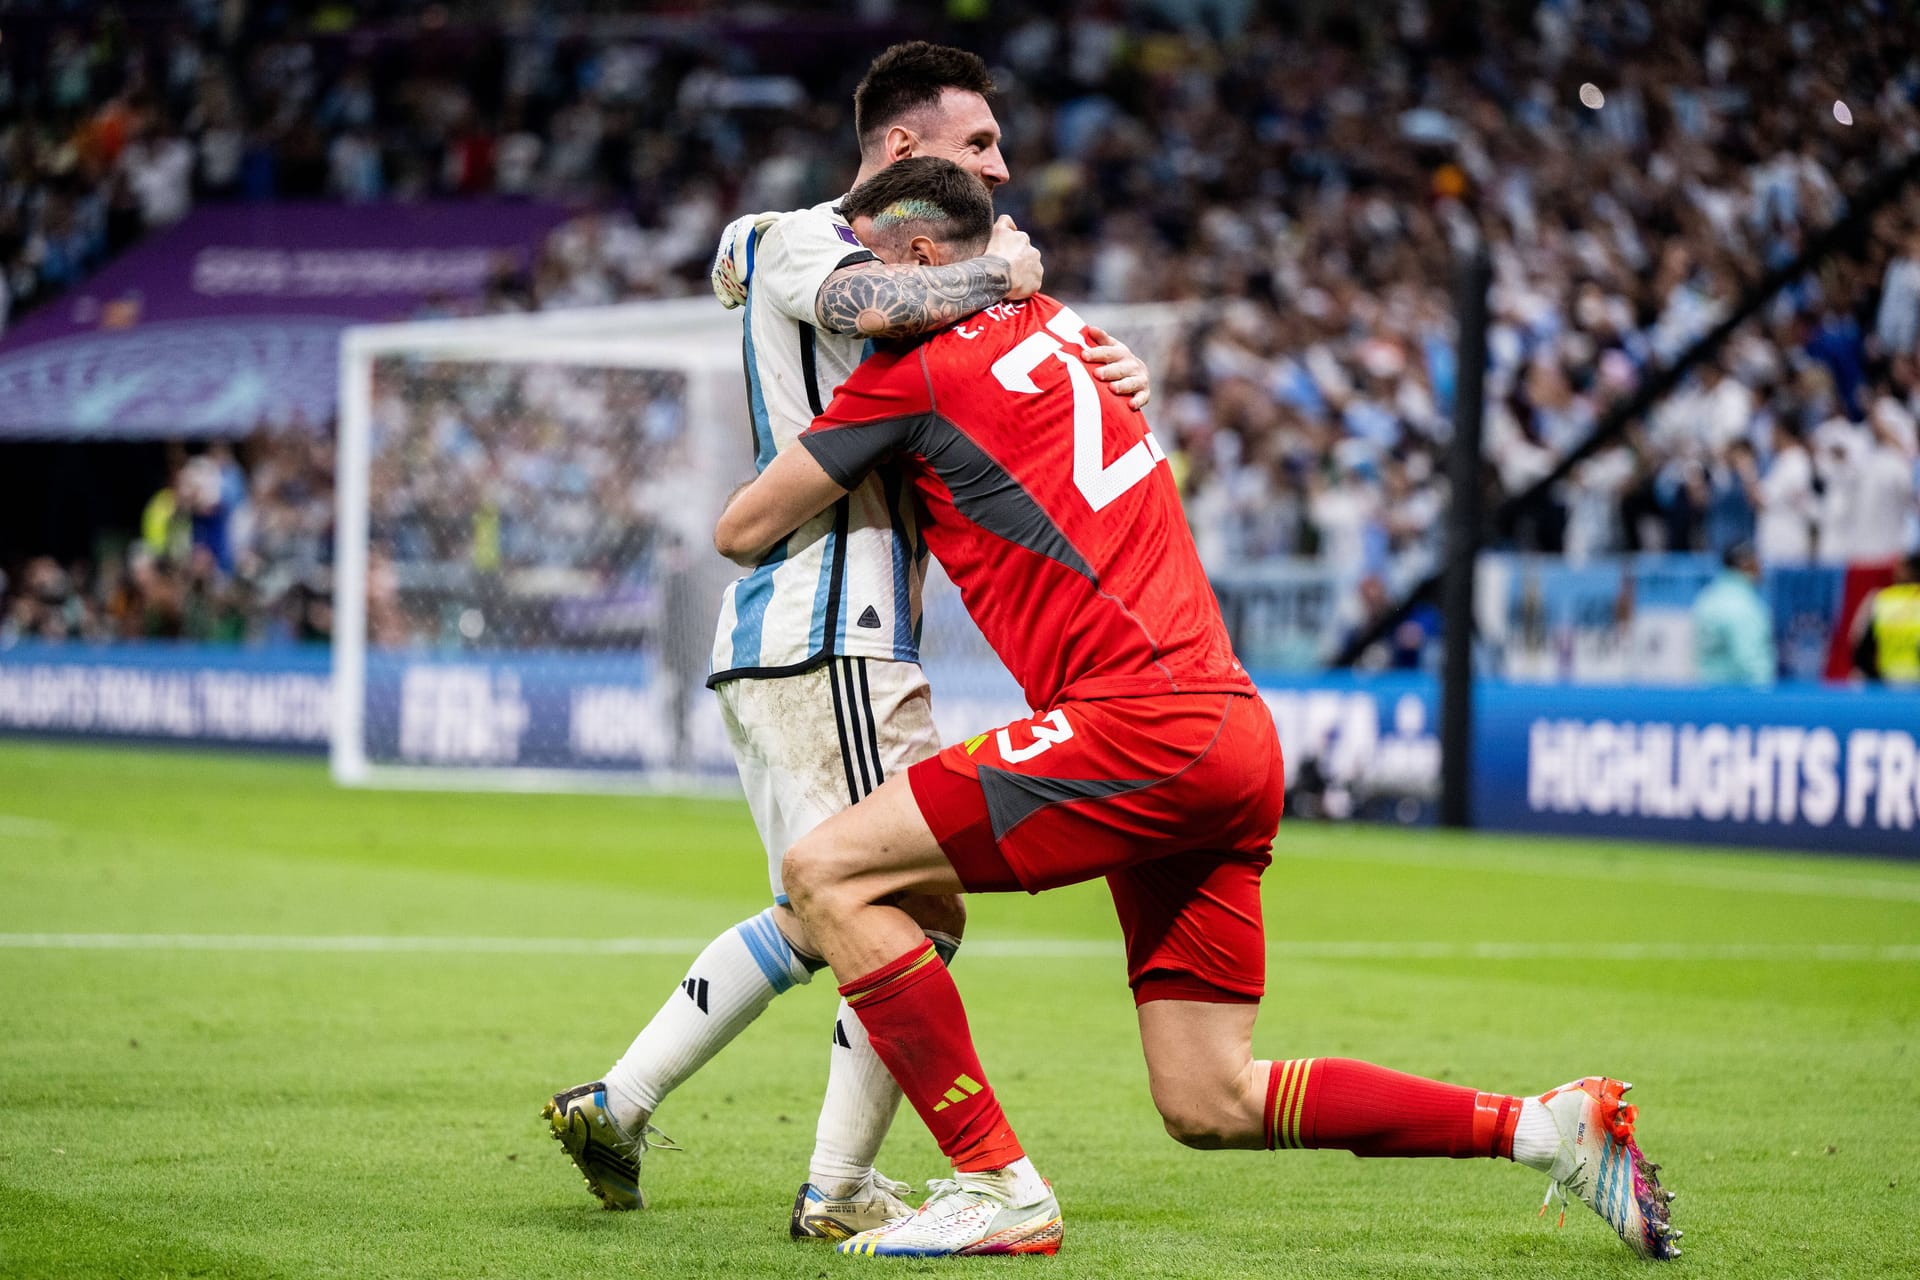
[1138,996,1270,1151]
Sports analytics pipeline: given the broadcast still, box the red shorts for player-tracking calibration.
[908,691,1285,1004]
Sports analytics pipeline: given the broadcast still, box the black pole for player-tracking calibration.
[1440,251,1490,829]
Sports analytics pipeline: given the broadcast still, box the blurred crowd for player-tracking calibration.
[362,359,686,647]
[0,0,756,330]
[3,0,1920,650]
[1,431,334,644]
[1128,0,1920,600]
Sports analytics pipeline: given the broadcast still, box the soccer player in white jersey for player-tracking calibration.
[543,42,1153,1236]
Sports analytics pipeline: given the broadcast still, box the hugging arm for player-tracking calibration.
[713,448,852,566]
[815,257,1015,341]
[812,212,1040,340]
[815,265,1153,407]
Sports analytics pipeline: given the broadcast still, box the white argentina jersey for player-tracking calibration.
[709,198,926,684]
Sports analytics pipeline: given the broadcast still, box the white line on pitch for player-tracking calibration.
[1283,845,1920,903]
[0,933,719,955]
[0,934,1913,962]
[1264,941,1920,961]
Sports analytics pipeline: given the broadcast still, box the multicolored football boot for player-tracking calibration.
[542,1081,678,1210]
[1536,1077,1681,1260]
[789,1172,917,1241]
[836,1177,1062,1257]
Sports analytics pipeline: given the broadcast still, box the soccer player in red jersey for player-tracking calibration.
[715,158,1679,1262]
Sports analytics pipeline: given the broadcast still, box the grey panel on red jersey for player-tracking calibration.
[802,412,1096,582]
[800,413,920,488]
[975,763,1157,841]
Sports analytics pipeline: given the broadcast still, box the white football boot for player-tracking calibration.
[789,1171,917,1241]
[1535,1077,1681,1260]
[836,1174,1062,1257]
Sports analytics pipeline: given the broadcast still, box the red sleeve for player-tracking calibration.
[799,347,937,490]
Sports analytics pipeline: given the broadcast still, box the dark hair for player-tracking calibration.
[853,42,995,150]
[841,156,994,252]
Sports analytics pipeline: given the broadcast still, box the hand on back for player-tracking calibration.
[986,215,1043,300]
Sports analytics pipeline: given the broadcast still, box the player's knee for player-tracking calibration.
[1150,1072,1247,1150]
[1157,1097,1233,1150]
[779,835,827,911]
[780,831,848,914]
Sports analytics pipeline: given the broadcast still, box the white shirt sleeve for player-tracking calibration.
[1760,448,1808,510]
[752,204,879,324]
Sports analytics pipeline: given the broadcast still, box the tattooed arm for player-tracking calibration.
[814,212,1043,339]
[815,256,1015,340]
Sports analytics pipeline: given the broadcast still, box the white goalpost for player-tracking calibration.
[331,298,1191,792]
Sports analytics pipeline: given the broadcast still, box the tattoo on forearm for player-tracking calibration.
[817,257,1012,339]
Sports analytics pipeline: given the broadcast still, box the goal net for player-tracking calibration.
[331,298,1191,791]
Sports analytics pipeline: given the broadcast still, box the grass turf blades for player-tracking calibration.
[1,740,1916,1279]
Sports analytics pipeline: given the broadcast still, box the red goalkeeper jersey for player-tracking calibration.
[799,294,1252,709]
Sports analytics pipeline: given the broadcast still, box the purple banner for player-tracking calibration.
[0,202,569,439]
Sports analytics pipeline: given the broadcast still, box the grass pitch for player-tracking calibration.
[1,739,1916,1279]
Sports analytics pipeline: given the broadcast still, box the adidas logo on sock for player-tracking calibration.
[931,1073,984,1113]
[833,1019,851,1049]
[682,977,710,1013]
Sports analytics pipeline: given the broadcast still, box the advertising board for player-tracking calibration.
[6,645,1913,856]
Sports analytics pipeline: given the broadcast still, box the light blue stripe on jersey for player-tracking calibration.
[813,342,875,655]
[727,539,790,668]
[912,532,929,649]
[882,469,916,660]
[735,908,797,994]
[866,333,912,660]
[812,518,838,652]
[743,286,777,472]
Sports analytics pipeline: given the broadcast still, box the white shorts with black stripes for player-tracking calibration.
[714,657,941,904]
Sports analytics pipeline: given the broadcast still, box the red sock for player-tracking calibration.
[1262,1058,1519,1159]
[840,942,1025,1172]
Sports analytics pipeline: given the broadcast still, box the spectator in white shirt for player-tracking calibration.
[1812,416,1873,562]
[1697,360,1757,452]
[1755,419,1817,563]
[1875,233,1920,359]
[1846,402,1920,564]
[1307,455,1381,574]
[121,122,195,228]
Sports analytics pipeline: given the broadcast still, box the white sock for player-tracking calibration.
[959,1155,1049,1207]
[806,998,906,1197]
[1511,1097,1558,1172]
[602,907,814,1131]
[807,931,961,1196]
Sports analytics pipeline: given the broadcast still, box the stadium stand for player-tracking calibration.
[1,0,1916,648]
